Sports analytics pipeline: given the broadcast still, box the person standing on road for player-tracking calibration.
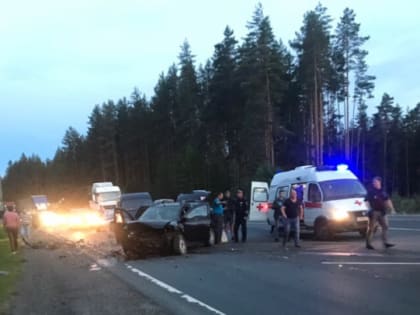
[212,192,225,244]
[365,176,395,250]
[281,189,303,248]
[223,190,235,240]
[20,209,32,241]
[233,189,249,243]
[271,190,285,242]
[3,205,20,253]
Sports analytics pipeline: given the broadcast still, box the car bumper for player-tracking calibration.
[329,211,369,232]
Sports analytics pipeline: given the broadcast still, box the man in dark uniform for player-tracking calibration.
[271,190,285,242]
[365,176,395,250]
[233,189,249,243]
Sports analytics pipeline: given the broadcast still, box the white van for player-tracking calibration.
[90,182,121,221]
[250,165,369,239]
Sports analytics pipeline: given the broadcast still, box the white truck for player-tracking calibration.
[250,164,370,239]
[90,182,121,221]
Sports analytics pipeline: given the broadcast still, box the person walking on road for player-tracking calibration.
[3,205,20,253]
[271,190,285,242]
[281,189,303,248]
[365,176,395,250]
[212,192,225,244]
[233,189,249,243]
[20,209,32,242]
[223,190,235,240]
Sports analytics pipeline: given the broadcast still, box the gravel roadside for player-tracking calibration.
[8,232,169,315]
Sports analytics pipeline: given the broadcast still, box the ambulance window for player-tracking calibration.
[253,188,268,202]
[276,186,289,199]
[308,184,321,202]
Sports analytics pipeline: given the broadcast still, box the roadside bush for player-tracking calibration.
[392,194,420,214]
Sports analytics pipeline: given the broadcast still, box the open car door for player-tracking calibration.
[249,181,270,221]
[112,208,135,244]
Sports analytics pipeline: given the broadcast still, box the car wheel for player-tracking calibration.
[314,218,331,241]
[122,241,134,259]
[173,234,187,255]
[206,228,215,246]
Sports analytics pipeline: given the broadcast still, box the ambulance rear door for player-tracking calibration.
[249,181,270,221]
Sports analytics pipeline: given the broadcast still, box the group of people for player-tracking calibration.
[2,205,32,254]
[212,189,249,244]
[210,176,396,250]
[270,176,396,249]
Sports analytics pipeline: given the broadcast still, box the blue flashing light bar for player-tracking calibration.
[337,164,349,171]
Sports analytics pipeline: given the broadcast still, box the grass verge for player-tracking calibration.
[392,194,420,214]
[0,227,22,314]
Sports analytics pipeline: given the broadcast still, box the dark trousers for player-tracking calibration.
[283,218,300,246]
[6,227,19,252]
[234,218,247,242]
[367,211,389,245]
[212,214,224,244]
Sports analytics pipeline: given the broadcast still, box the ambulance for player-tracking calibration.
[250,164,369,239]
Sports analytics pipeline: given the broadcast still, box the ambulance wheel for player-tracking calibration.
[314,218,330,241]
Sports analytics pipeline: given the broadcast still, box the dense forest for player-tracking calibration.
[3,4,420,205]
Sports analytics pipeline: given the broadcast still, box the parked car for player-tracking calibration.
[153,198,174,205]
[176,190,210,203]
[114,202,215,258]
[113,192,153,243]
[118,192,153,218]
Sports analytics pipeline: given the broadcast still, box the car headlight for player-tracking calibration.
[332,209,349,221]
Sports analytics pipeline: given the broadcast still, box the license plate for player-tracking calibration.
[356,216,368,222]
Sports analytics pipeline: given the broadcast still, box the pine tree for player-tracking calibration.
[334,8,371,160]
[291,4,333,165]
[237,3,287,182]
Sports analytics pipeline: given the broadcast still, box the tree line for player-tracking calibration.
[3,4,420,205]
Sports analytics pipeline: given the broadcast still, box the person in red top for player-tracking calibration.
[3,205,20,253]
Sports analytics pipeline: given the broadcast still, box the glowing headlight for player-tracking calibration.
[332,209,349,221]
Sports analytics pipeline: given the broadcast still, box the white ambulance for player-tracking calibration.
[250,164,370,239]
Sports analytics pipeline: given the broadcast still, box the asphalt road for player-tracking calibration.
[33,215,420,315]
[92,215,420,315]
[9,231,167,315]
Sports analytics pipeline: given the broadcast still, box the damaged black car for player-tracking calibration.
[114,202,215,258]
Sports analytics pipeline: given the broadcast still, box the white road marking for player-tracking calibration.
[126,264,226,315]
[390,227,420,232]
[300,251,384,257]
[322,262,420,266]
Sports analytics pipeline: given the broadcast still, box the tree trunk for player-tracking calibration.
[318,89,324,165]
[313,62,319,165]
[265,70,274,167]
[112,139,120,185]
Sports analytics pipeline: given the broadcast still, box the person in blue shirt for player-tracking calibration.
[212,192,225,244]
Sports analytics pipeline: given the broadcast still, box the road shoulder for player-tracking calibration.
[9,240,168,315]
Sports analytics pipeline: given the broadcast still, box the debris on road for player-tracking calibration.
[0,271,10,276]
